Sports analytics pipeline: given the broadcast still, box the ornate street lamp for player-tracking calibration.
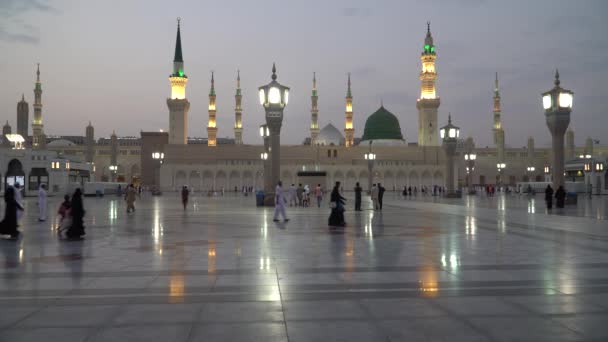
[152,152,165,194]
[496,162,506,187]
[464,152,476,193]
[440,114,460,197]
[542,69,573,189]
[258,63,289,205]
[364,141,376,194]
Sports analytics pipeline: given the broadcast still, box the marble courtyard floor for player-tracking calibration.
[1,193,608,341]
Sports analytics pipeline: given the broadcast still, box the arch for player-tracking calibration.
[202,170,214,191]
[175,170,187,189]
[216,170,227,190]
[189,170,201,191]
[281,169,292,185]
[255,170,264,190]
[433,170,443,187]
[130,164,140,180]
[345,170,356,191]
[409,170,419,187]
[229,170,240,190]
[5,159,25,188]
[383,170,394,190]
[243,170,253,189]
[397,170,406,189]
[333,170,344,186]
[421,170,432,187]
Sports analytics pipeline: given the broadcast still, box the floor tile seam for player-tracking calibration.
[9,265,608,280]
[274,266,291,342]
[473,221,608,254]
[387,200,608,239]
[422,296,497,341]
[502,295,588,340]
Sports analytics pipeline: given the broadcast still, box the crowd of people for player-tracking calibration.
[0,183,85,241]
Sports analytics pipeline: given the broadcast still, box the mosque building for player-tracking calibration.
[2,21,607,196]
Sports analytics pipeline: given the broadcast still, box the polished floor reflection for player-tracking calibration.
[1,193,607,341]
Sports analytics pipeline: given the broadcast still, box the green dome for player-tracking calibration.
[361,106,404,141]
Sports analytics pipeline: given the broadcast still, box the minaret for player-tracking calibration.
[207,71,217,147]
[310,72,319,145]
[344,73,354,147]
[585,137,594,156]
[234,70,243,145]
[416,22,440,146]
[493,72,505,163]
[566,127,575,160]
[167,18,190,145]
[32,63,46,149]
[85,122,95,163]
[17,94,29,139]
[2,121,11,147]
[527,136,535,163]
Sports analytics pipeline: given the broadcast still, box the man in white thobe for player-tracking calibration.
[288,184,297,207]
[38,184,47,221]
[273,181,289,222]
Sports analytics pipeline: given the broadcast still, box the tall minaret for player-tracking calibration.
[416,22,440,146]
[344,73,354,147]
[85,122,95,163]
[17,94,29,139]
[167,18,190,145]
[310,72,319,145]
[110,131,118,181]
[207,71,217,147]
[32,63,46,149]
[234,70,243,145]
[566,127,575,160]
[493,72,505,163]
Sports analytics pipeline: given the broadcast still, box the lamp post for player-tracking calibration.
[258,63,289,204]
[109,165,118,182]
[542,69,573,189]
[526,166,535,182]
[364,141,376,194]
[464,152,476,194]
[259,124,271,200]
[152,152,164,194]
[440,115,460,197]
[496,163,506,188]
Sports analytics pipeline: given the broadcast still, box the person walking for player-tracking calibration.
[371,184,379,210]
[555,186,566,208]
[37,184,47,222]
[315,184,323,208]
[288,184,297,207]
[378,183,386,210]
[354,182,362,211]
[328,181,346,227]
[296,184,304,207]
[0,187,24,239]
[66,188,85,240]
[545,185,554,210]
[273,181,289,222]
[125,184,137,213]
[181,185,190,210]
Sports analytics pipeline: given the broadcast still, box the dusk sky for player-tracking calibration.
[1,0,606,147]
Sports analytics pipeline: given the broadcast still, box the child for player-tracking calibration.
[57,195,71,232]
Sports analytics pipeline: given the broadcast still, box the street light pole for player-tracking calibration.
[440,114,460,198]
[258,63,289,205]
[364,141,376,194]
[542,70,573,189]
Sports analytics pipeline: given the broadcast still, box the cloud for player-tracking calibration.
[0,0,55,44]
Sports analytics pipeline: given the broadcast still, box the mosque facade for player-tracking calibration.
[2,21,607,195]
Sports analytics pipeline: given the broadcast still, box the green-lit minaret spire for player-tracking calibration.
[172,18,185,77]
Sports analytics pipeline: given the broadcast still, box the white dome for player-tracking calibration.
[315,123,344,146]
[47,139,76,147]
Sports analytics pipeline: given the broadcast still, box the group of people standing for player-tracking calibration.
[287,183,324,208]
[544,184,567,209]
[0,184,85,240]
